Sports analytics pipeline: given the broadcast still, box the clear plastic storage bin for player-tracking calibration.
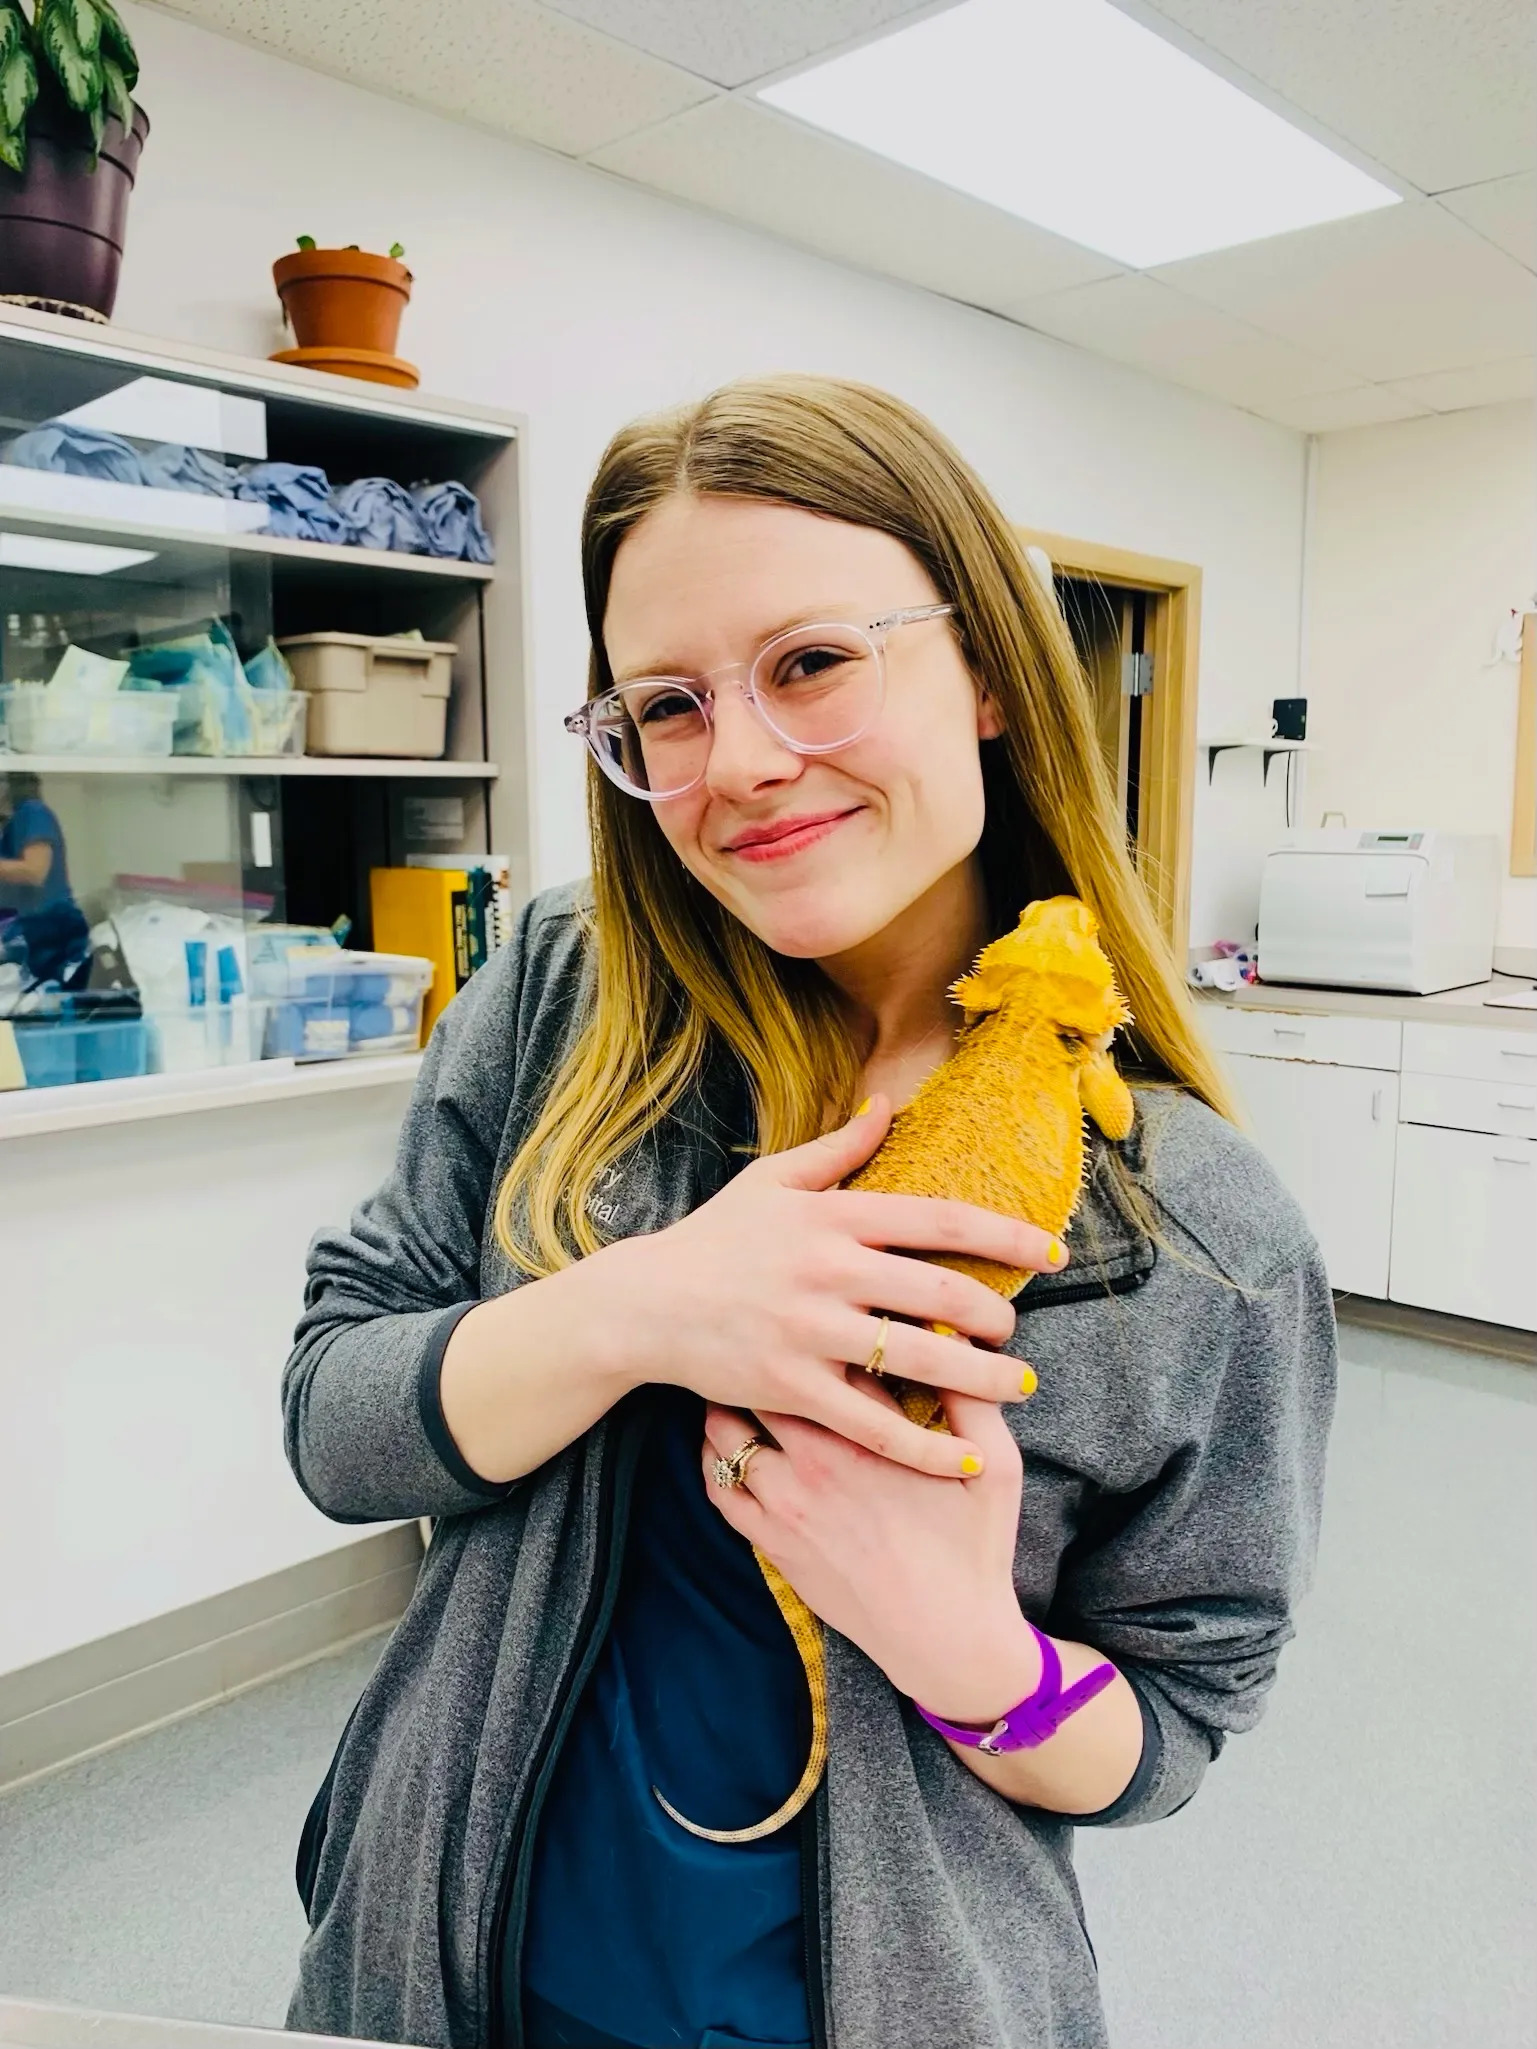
[171,683,308,757]
[0,683,177,757]
[13,1015,150,1088]
[262,949,433,1060]
[148,1002,267,1074]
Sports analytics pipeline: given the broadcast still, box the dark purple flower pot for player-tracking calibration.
[0,76,149,321]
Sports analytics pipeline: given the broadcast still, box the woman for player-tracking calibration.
[0,771,90,988]
[284,376,1334,2049]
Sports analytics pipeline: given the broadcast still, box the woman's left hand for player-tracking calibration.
[702,1377,1042,1723]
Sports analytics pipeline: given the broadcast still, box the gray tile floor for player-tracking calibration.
[1,1322,1533,2048]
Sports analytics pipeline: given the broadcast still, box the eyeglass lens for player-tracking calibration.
[590,622,884,797]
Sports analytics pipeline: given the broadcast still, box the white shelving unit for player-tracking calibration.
[0,313,537,1713]
[1,305,531,1124]
[0,1047,424,1142]
[2,753,499,778]
[0,496,498,584]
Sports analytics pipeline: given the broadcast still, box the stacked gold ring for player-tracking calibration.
[712,1437,765,1491]
[866,1314,890,1377]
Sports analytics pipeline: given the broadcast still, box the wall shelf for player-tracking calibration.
[1,752,498,779]
[1201,735,1314,784]
[0,1050,424,1143]
[0,499,496,586]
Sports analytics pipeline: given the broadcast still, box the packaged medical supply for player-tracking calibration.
[261,947,433,1060]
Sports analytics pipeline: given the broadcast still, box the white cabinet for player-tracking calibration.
[1205,1006,1401,1071]
[1207,1000,1537,1327]
[1389,1125,1537,1332]
[1225,1052,1399,1297]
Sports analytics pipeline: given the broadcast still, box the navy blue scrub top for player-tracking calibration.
[521,1387,812,2049]
[0,797,73,915]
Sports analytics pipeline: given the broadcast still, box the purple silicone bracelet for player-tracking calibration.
[914,1624,1117,1753]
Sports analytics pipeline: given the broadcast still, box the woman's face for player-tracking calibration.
[602,495,1001,961]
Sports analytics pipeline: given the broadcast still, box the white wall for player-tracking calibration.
[1303,399,1537,958]
[118,2,1307,934]
[0,1085,411,1675]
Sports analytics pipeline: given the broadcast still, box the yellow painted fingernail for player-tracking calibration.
[1019,1366,1038,1398]
[855,1097,872,1116]
[933,1322,959,1338]
[1046,1238,1065,1266]
[960,1455,983,1476]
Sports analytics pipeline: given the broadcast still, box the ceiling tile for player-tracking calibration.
[591,96,1122,305]
[1151,201,1537,382]
[537,0,951,89]
[1261,385,1432,433]
[1002,273,1359,409]
[153,0,712,157]
[1120,0,1534,194]
[1385,356,1536,413]
[1438,172,1536,272]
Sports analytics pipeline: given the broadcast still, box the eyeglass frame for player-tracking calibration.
[564,601,957,801]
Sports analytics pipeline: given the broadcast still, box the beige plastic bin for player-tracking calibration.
[277,632,456,758]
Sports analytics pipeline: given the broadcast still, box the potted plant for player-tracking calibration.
[271,237,419,388]
[0,0,148,321]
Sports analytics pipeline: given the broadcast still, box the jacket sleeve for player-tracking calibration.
[1059,1240,1337,1828]
[281,906,539,1523]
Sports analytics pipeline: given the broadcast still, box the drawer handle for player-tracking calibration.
[1371,1088,1383,1122]
[1500,1050,1537,1062]
[1496,1099,1535,1111]
[1272,1026,1306,1039]
[1493,1154,1532,1168]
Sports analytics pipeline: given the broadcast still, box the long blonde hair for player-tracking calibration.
[495,374,1235,1275]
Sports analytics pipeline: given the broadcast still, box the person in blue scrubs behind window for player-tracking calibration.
[0,772,90,987]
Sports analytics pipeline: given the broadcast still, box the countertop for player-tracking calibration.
[1194,974,1537,1033]
[0,1998,377,2049]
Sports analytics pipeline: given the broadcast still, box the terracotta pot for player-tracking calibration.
[0,75,150,320]
[273,247,413,354]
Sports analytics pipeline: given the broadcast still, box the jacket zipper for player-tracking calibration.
[485,1401,645,2049]
[798,1798,828,2049]
[1016,1263,1152,1314]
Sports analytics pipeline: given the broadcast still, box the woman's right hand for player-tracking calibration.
[592,1096,1063,1478]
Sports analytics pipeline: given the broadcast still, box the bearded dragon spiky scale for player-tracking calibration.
[655,898,1135,1842]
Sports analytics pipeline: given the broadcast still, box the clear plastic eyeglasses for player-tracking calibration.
[564,603,956,801]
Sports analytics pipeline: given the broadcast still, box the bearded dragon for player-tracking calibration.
[656,897,1135,1842]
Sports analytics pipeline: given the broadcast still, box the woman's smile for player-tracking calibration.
[720,804,864,864]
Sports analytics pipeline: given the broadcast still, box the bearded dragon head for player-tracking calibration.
[950,897,1136,1141]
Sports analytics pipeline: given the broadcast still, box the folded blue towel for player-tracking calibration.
[410,480,494,563]
[6,422,146,484]
[234,462,348,543]
[333,476,429,555]
[139,443,237,496]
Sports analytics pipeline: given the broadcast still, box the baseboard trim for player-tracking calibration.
[0,1524,422,1792]
[1334,1292,1537,1365]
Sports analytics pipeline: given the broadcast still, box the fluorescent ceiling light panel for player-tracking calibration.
[759,0,1401,268]
[0,532,158,575]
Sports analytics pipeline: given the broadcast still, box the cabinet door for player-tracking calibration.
[1390,1125,1537,1331]
[1224,1054,1398,1296]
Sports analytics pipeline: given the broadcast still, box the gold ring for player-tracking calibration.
[866,1314,890,1377]
[712,1437,764,1491]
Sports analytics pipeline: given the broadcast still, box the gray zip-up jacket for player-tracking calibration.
[283,884,1336,2049]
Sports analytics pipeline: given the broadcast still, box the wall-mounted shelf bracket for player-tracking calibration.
[1201,737,1312,785]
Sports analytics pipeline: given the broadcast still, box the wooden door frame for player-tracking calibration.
[1016,527,1202,962]
[1512,614,1536,877]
